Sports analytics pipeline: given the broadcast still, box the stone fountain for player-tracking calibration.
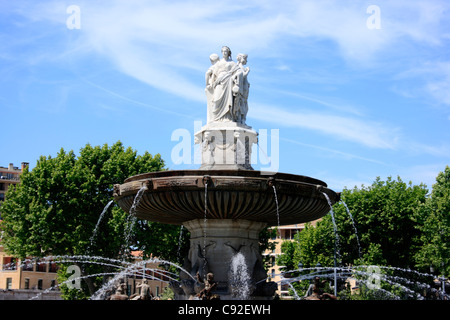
[113,46,340,300]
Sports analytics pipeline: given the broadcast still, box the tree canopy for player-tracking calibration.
[0,141,189,297]
[277,170,450,299]
[413,166,450,276]
[278,175,434,270]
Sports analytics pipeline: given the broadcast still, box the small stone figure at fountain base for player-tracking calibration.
[196,272,220,300]
[130,279,153,300]
[305,277,338,300]
[107,286,129,300]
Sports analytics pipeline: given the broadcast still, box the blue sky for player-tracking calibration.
[1,0,449,192]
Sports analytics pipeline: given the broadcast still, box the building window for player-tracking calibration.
[38,279,43,290]
[23,259,34,271]
[36,259,47,272]
[6,278,12,289]
[49,262,58,273]
[2,257,17,270]
[24,278,30,289]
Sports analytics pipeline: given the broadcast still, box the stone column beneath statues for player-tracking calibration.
[194,122,258,170]
[174,219,276,299]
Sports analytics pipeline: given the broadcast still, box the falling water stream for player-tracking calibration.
[272,185,281,237]
[25,254,196,300]
[88,200,114,251]
[341,200,362,259]
[322,191,341,296]
[278,264,450,300]
[203,181,208,279]
[177,225,184,262]
[122,185,148,256]
[322,192,341,262]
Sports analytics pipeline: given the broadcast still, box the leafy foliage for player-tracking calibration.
[276,169,450,299]
[0,141,190,297]
[333,176,428,267]
[413,166,450,276]
[278,175,430,269]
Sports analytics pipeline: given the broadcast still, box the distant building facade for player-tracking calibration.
[0,162,28,207]
[264,220,320,299]
[0,245,59,291]
[0,162,60,295]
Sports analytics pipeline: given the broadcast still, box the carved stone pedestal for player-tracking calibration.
[195,122,258,170]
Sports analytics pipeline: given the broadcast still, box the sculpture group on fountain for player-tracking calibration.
[205,46,250,125]
[197,46,257,170]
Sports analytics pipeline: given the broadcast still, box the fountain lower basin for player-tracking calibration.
[113,169,340,226]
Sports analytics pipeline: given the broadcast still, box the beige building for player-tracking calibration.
[0,162,28,205]
[0,162,58,293]
[0,245,59,291]
[264,220,320,299]
[0,246,171,298]
[0,162,60,295]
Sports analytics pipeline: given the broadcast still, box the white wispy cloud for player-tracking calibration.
[273,90,366,116]
[4,0,449,152]
[8,0,449,99]
[81,78,193,118]
[280,137,390,165]
[393,60,450,109]
[250,103,399,149]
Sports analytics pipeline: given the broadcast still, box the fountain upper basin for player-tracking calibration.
[113,169,340,226]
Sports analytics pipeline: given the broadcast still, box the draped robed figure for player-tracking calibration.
[205,46,249,124]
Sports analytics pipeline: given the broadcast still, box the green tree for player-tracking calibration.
[333,176,428,267]
[278,176,428,270]
[0,141,187,297]
[281,219,337,269]
[414,166,450,276]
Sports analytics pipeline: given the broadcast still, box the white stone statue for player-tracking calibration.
[205,46,250,124]
[233,53,250,124]
[197,46,257,170]
[205,53,219,123]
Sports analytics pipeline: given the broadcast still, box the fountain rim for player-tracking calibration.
[123,169,329,187]
[113,169,340,226]
[116,169,340,204]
